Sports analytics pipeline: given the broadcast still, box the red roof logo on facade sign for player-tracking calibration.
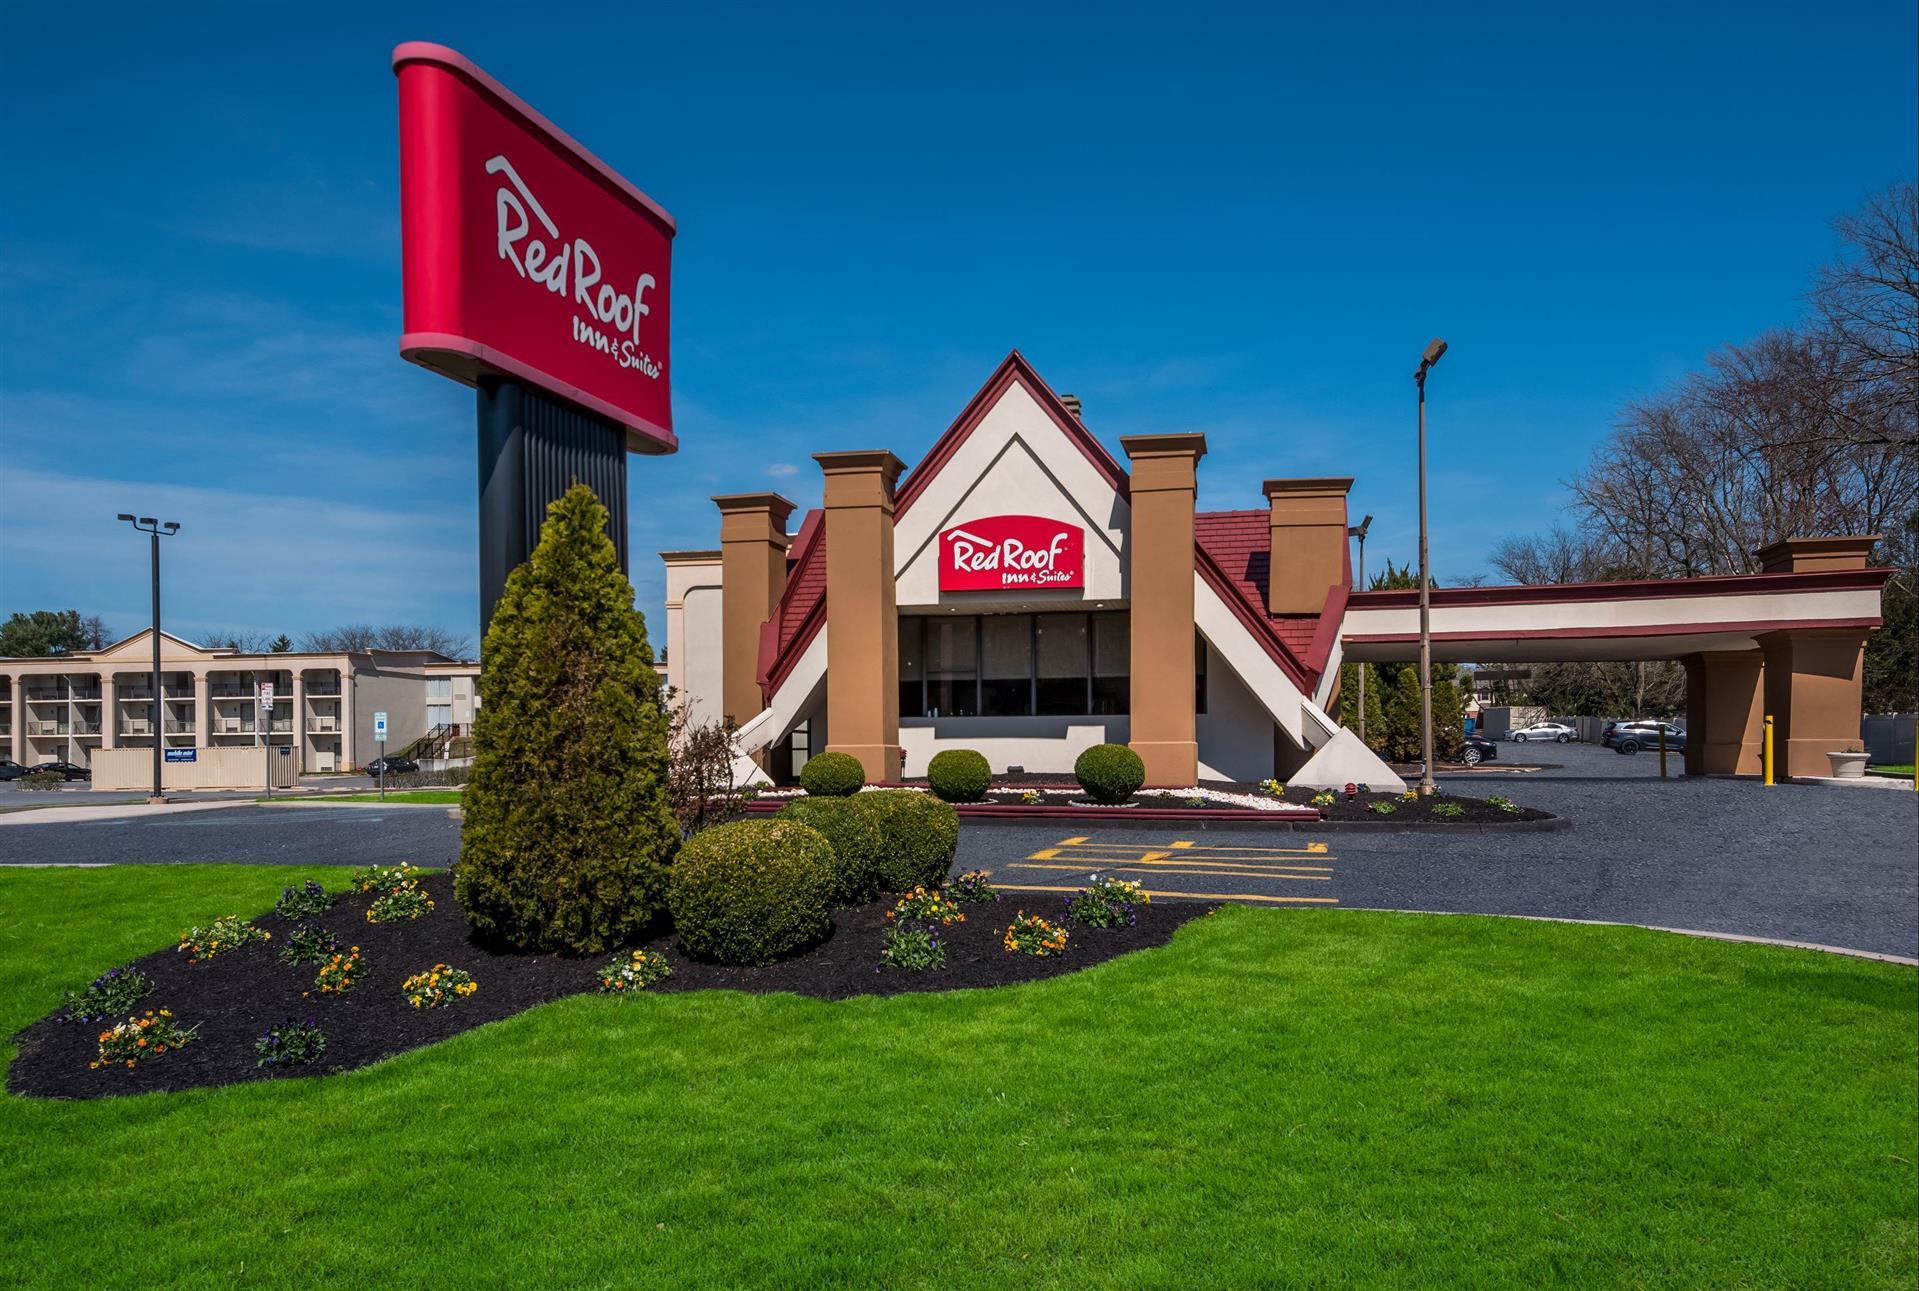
[939,515,1085,591]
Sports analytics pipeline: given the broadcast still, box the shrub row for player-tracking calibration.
[669,791,962,966]
[803,743,1152,805]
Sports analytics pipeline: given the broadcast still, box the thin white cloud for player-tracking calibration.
[765,463,801,477]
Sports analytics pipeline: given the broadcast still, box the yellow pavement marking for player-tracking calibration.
[1138,851,1169,862]
[1027,848,1061,860]
[1018,855,1333,874]
[1056,840,1334,858]
[1058,836,1089,846]
[995,882,1337,906]
[1171,840,1194,849]
[1010,862,1331,881]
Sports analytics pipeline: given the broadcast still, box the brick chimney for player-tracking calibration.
[1059,394,1084,419]
[1263,478,1354,614]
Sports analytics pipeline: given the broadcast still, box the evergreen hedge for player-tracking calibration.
[1074,743,1145,803]
[668,819,833,965]
[775,796,886,906]
[454,484,681,954]
[799,751,866,797]
[849,790,959,891]
[926,748,992,802]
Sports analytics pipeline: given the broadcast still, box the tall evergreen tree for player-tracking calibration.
[455,484,679,953]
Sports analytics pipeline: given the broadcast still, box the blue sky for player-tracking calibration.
[3,1,1913,653]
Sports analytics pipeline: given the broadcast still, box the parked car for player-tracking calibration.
[1604,721,1687,754]
[1509,722,1575,744]
[32,761,92,781]
[1459,734,1498,767]
[0,759,28,781]
[365,756,419,777]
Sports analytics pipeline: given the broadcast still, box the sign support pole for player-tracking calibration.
[476,378,629,635]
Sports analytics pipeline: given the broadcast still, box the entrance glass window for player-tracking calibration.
[1034,614,1089,714]
[924,616,979,717]
[900,612,1128,718]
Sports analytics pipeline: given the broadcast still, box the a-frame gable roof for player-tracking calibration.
[894,349,1127,518]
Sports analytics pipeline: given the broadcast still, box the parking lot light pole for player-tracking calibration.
[1414,339,1448,796]
[1348,513,1373,742]
[118,514,181,804]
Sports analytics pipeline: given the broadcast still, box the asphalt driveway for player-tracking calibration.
[1,743,1912,958]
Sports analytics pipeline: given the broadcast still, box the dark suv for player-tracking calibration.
[1603,721,1686,754]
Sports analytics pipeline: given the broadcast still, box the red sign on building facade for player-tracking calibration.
[939,515,1085,591]
[393,43,677,452]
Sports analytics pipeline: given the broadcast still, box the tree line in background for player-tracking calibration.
[1337,559,1468,763]
[0,610,472,661]
[1485,181,1918,716]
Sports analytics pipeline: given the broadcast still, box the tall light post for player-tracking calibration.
[118,515,181,803]
[1348,513,1373,742]
[1413,339,1447,795]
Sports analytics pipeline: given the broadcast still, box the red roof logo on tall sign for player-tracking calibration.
[940,516,1085,591]
[393,43,677,453]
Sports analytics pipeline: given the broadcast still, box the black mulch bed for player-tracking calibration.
[10,872,1210,1101]
[1307,788,1553,823]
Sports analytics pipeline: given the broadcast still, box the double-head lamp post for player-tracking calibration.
[1347,513,1373,742]
[1414,339,1447,796]
[117,514,181,804]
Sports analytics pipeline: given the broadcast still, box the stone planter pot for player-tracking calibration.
[1825,750,1869,780]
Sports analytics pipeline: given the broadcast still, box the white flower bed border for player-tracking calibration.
[750,783,1306,812]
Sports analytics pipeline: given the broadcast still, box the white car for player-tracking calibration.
[1510,722,1575,744]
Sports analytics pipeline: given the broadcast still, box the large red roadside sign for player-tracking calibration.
[394,43,676,452]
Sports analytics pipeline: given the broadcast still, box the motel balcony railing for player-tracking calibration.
[24,689,67,702]
[73,721,101,735]
[308,718,340,732]
[27,721,68,736]
[163,719,195,734]
[123,719,154,735]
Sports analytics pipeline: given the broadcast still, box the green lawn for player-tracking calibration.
[2,866,1913,1288]
[1868,763,1914,778]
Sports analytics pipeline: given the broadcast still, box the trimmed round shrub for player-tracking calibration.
[775,796,886,907]
[799,751,866,797]
[927,748,992,803]
[850,790,959,891]
[1074,743,1146,804]
[668,819,833,965]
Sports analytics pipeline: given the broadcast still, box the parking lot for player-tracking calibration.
[1,741,1912,958]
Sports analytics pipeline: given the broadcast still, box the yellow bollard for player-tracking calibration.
[1762,715,1774,786]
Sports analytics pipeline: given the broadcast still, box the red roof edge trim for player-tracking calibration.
[785,509,822,573]
[1347,565,1892,610]
[894,350,1128,520]
[1303,582,1349,679]
[763,594,826,701]
[1195,545,1312,692]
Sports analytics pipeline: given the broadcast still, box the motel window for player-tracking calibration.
[981,615,1032,716]
[1090,611,1129,714]
[899,611,1131,718]
[898,619,925,718]
[426,678,452,700]
[924,616,979,717]
[1034,614,1090,715]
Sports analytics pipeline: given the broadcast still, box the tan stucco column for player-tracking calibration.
[10,675,24,763]
[341,670,356,770]
[1758,628,1871,779]
[1124,432,1207,787]
[1750,534,1879,779]
[1682,651,1763,776]
[100,675,117,749]
[1264,477,1354,613]
[292,673,307,772]
[712,493,795,729]
[193,673,210,750]
[815,450,904,782]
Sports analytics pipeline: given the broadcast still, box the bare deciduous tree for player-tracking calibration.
[299,624,474,658]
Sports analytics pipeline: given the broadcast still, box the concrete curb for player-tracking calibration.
[1332,906,1918,966]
